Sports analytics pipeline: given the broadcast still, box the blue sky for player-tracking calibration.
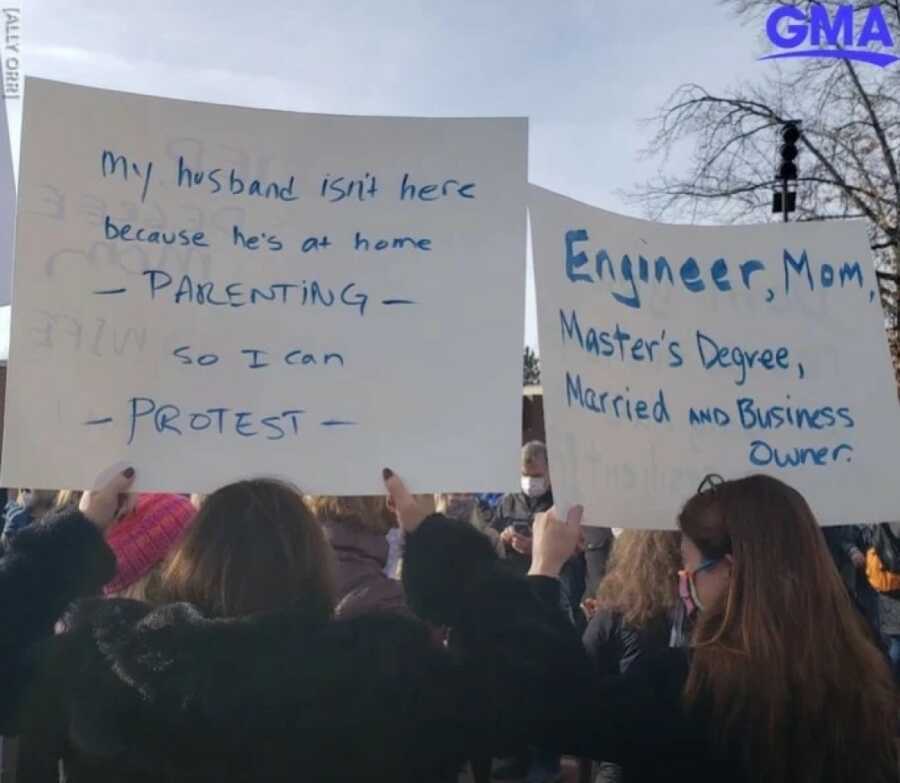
[23,0,766,346]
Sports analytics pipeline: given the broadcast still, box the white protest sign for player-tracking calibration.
[0,58,17,360]
[0,306,8,362]
[530,185,900,529]
[1,78,527,494]
[0,58,16,307]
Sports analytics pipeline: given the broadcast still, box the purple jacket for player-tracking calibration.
[321,519,409,619]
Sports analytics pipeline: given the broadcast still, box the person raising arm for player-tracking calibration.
[0,469,133,734]
[390,470,898,783]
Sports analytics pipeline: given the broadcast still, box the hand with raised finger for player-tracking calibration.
[79,468,136,530]
[383,468,433,533]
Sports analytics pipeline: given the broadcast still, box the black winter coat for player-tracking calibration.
[582,609,672,676]
[0,512,115,735]
[4,510,587,783]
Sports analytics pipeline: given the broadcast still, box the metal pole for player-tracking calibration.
[782,178,789,223]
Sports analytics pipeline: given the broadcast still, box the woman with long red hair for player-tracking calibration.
[678,473,896,781]
[516,473,898,782]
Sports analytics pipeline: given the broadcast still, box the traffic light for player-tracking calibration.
[778,121,800,181]
[772,191,796,213]
[773,120,800,220]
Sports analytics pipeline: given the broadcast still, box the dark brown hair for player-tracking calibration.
[678,474,897,782]
[596,530,681,627]
[158,479,336,619]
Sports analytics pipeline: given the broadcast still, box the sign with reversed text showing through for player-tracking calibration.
[1,78,528,495]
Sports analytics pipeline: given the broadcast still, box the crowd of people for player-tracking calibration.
[0,441,898,783]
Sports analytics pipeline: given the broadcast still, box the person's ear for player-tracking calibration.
[723,553,735,575]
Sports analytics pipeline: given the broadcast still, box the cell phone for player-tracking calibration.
[512,522,532,537]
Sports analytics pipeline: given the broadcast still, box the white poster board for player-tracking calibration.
[0,58,16,307]
[530,185,900,529]
[1,78,528,494]
[0,305,8,361]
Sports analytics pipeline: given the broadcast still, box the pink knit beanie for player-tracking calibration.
[104,493,196,594]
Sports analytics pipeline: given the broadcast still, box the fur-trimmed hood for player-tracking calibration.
[22,597,465,782]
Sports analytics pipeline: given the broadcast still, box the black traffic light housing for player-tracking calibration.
[778,121,800,181]
[772,190,796,214]
[773,120,801,219]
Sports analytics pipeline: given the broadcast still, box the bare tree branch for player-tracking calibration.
[631,0,900,374]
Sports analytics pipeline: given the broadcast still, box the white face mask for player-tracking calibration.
[521,476,547,498]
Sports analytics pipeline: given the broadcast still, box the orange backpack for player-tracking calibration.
[866,547,900,593]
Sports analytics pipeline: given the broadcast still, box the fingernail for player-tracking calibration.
[123,467,135,478]
[382,468,394,481]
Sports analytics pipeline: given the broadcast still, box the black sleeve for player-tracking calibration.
[582,610,620,677]
[527,574,562,609]
[837,525,864,559]
[0,510,116,734]
[403,514,592,756]
[16,732,64,783]
[857,524,876,551]
[560,647,701,766]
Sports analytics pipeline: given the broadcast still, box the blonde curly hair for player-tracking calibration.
[305,495,394,536]
[596,530,681,627]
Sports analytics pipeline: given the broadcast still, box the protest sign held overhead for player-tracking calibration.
[1,78,528,494]
[530,184,900,529]
[0,58,15,309]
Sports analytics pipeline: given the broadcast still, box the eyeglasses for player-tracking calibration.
[696,473,725,495]
[688,557,722,576]
[678,556,723,614]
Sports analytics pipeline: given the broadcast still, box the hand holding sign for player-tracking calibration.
[529,505,583,578]
[383,467,435,533]
[79,467,136,530]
